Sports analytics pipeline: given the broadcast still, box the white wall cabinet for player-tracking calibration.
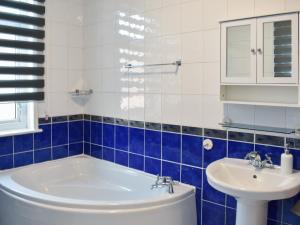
[221,13,299,84]
[220,12,300,107]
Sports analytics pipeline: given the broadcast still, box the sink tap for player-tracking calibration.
[245,151,274,169]
[151,175,175,194]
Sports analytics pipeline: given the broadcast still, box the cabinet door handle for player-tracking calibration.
[251,48,256,54]
[257,48,263,54]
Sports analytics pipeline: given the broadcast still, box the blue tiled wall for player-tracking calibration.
[1,113,300,225]
[0,115,84,170]
[84,116,300,225]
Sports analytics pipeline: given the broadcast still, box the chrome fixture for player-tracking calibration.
[124,60,182,69]
[68,89,93,97]
[151,175,175,194]
[244,151,274,169]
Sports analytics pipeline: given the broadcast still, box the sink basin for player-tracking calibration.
[206,158,300,225]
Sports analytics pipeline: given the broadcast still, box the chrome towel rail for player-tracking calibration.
[124,60,182,69]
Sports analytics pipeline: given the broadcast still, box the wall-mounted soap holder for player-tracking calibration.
[68,89,93,97]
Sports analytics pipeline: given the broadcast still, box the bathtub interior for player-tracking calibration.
[0,156,192,203]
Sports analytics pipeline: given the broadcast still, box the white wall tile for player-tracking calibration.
[129,93,145,121]
[182,31,204,63]
[162,94,181,125]
[181,63,203,94]
[254,106,286,128]
[202,62,220,95]
[203,29,220,62]
[254,0,285,16]
[145,94,162,123]
[286,108,300,129]
[115,93,129,120]
[202,95,224,129]
[225,104,255,124]
[202,0,227,29]
[145,0,163,11]
[285,0,300,11]
[145,9,163,38]
[162,4,181,35]
[227,0,254,19]
[181,94,203,127]
[181,1,202,33]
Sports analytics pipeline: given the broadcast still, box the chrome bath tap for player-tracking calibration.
[244,151,274,169]
[151,175,175,194]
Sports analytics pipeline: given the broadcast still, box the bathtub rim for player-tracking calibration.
[0,155,196,210]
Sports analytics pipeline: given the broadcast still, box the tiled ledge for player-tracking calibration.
[83,114,300,149]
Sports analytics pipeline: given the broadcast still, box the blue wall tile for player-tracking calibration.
[69,142,83,156]
[145,157,161,175]
[202,201,225,225]
[182,135,202,167]
[90,144,102,159]
[181,165,202,188]
[52,145,68,160]
[226,195,237,209]
[84,142,91,155]
[115,150,128,167]
[34,124,51,150]
[204,138,226,168]
[91,122,102,145]
[226,208,236,225]
[282,194,300,224]
[34,148,51,163]
[14,151,33,167]
[52,123,68,146]
[268,200,282,222]
[290,149,300,170]
[203,171,225,205]
[0,136,13,156]
[103,124,114,148]
[255,145,284,166]
[195,189,202,225]
[115,126,129,151]
[145,130,161,159]
[162,132,181,163]
[69,121,83,143]
[14,134,33,153]
[84,120,91,142]
[162,161,180,181]
[103,147,114,162]
[228,141,254,159]
[267,220,281,225]
[129,153,144,171]
[129,128,144,155]
[0,155,13,170]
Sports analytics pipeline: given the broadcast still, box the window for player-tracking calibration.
[0,0,45,134]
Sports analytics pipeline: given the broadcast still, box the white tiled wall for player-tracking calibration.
[46,0,300,129]
[38,0,84,117]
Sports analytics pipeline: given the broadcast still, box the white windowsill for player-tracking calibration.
[0,128,43,138]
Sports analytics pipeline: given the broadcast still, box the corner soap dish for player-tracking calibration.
[69,89,93,97]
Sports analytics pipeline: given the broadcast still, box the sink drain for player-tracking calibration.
[253,175,257,179]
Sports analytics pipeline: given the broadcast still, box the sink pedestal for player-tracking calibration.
[236,199,268,225]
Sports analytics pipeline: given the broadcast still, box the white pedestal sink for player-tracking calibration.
[206,158,300,225]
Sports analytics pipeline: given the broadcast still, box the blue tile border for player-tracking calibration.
[0,113,299,225]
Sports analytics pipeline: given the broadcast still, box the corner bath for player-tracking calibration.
[0,155,196,225]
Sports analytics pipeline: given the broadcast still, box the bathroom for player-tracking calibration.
[1,0,300,224]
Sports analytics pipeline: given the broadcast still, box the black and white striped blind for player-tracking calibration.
[0,0,45,102]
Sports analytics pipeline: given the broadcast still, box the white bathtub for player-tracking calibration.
[0,155,196,225]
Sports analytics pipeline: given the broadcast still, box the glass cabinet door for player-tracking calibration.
[257,13,298,84]
[221,19,257,83]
